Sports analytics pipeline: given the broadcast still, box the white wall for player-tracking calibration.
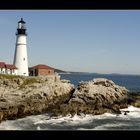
[13,69,18,75]
[0,68,6,74]
[0,68,18,75]
[14,35,28,76]
[6,69,11,74]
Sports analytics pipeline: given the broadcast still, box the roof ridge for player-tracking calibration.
[30,64,54,69]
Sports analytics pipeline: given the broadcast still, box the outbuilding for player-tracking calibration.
[29,64,54,76]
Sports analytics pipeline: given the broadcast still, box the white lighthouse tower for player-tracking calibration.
[13,18,29,76]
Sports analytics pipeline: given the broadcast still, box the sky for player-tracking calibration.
[0,10,140,74]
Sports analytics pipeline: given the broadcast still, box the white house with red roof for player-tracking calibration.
[0,62,18,75]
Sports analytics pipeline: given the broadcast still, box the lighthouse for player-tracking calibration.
[13,18,29,76]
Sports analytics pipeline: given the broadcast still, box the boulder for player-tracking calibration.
[51,78,129,116]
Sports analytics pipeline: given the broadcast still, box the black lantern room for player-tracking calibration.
[16,18,27,35]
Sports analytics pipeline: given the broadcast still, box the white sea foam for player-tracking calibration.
[0,120,22,130]
[36,126,41,130]
[0,105,140,130]
[121,105,140,112]
[91,123,130,130]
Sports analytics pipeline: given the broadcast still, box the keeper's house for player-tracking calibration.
[0,62,18,75]
[29,64,54,76]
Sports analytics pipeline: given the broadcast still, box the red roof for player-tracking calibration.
[6,64,17,69]
[0,62,17,69]
[0,62,6,68]
[30,64,54,70]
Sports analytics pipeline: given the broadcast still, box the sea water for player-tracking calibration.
[60,73,140,92]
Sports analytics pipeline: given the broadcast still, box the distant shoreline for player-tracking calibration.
[59,72,140,76]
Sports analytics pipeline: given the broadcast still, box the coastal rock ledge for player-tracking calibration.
[0,74,74,122]
[0,74,139,123]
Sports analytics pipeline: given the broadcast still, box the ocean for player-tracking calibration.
[60,73,140,92]
[0,73,140,130]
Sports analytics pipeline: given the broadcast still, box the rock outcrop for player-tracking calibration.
[0,74,74,122]
[51,78,129,116]
[127,92,140,107]
[0,74,139,123]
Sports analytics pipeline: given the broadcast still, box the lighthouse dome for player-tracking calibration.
[18,18,26,24]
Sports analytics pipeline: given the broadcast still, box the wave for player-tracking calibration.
[0,105,140,130]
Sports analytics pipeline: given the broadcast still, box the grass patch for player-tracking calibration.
[0,74,22,79]
[0,74,44,89]
[19,78,38,89]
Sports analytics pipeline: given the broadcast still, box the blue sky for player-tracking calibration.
[0,10,140,74]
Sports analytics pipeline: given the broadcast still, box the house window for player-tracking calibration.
[23,58,25,61]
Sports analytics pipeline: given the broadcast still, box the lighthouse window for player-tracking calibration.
[23,58,25,61]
